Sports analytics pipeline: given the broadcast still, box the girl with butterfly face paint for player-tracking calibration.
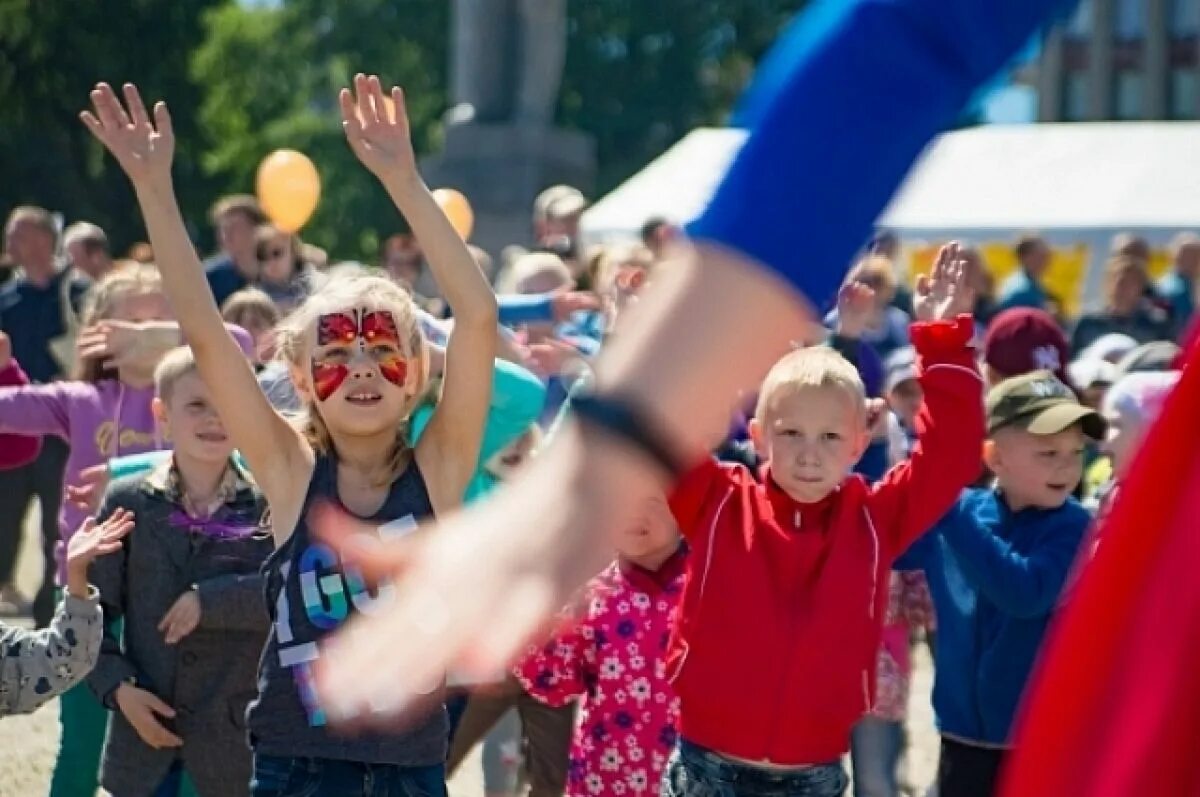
[83,73,497,794]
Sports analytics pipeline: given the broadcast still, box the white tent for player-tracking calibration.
[580,122,1200,310]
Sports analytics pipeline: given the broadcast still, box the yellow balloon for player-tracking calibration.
[432,188,474,240]
[256,150,321,233]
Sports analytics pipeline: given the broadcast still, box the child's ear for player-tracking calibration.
[982,439,999,471]
[152,397,170,436]
[748,418,768,460]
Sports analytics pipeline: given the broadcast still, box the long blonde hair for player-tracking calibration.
[273,269,429,483]
[73,263,165,383]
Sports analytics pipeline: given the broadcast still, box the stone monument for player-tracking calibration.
[422,0,596,258]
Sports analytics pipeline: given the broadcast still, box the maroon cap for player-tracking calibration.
[984,308,1070,384]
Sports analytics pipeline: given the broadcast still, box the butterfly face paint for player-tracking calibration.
[311,309,410,402]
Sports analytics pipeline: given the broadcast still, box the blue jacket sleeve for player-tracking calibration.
[498,294,556,327]
[893,517,939,572]
[685,0,1073,310]
[939,508,1087,618]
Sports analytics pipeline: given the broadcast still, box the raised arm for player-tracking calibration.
[81,83,310,511]
[338,75,498,511]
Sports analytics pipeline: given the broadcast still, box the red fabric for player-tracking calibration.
[665,318,983,765]
[0,360,42,470]
[1001,340,1200,796]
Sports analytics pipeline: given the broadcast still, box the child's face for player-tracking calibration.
[484,429,537,481]
[156,373,234,464]
[988,425,1087,510]
[887,379,922,426]
[751,384,868,504]
[614,494,679,561]
[1102,409,1142,477]
[302,306,420,437]
[112,289,172,323]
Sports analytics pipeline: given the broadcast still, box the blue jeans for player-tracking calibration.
[250,755,447,797]
[850,718,905,797]
[663,739,848,797]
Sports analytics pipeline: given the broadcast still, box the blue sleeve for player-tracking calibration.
[893,515,942,571]
[939,509,1087,618]
[685,0,1072,309]
[855,439,889,482]
[498,294,555,327]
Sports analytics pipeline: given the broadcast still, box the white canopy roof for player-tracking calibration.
[581,122,1200,244]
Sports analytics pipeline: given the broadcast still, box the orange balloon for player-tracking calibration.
[432,188,474,240]
[256,150,321,233]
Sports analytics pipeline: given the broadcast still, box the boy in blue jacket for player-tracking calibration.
[896,370,1106,797]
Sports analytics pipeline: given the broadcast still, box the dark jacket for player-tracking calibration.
[87,461,272,797]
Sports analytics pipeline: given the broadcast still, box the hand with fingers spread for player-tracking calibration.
[80,82,174,186]
[65,509,135,599]
[158,589,201,645]
[339,74,418,181]
[835,281,876,339]
[76,320,180,374]
[914,241,976,323]
[115,683,183,749]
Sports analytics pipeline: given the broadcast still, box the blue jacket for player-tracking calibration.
[895,489,1090,745]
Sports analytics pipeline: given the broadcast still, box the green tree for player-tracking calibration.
[0,0,224,254]
[190,0,448,262]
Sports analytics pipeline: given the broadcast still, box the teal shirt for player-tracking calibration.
[108,359,547,506]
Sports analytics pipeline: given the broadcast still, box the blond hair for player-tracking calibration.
[273,272,428,484]
[496,252,572,295]
[221,286,281,330]
[1102,254,1148,309]
[153,346,200,402]
[74,263,165,382]
[756,347,866,422]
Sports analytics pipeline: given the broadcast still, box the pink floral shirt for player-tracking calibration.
[514,546,687,797]
[871,571,935,722]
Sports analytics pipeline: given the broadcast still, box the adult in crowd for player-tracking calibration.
[203,194,266,307]
[63,222,114,282]
[0,206,88,625]
[253,222,314,314]
[824,255,912,360]
[1157,232,1200,334]
[1071,254,1172,356]
[997,233,1053,313]
[533,184,587,283]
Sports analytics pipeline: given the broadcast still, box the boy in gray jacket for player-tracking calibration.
[0,512,133,716]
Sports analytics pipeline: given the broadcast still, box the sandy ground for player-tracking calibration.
[0,505,940,797]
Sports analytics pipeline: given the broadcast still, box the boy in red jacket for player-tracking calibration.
[662,244,984,797]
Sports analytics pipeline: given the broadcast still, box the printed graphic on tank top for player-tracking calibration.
[248,454,448,765]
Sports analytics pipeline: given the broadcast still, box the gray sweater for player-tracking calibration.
[0,589,102,716]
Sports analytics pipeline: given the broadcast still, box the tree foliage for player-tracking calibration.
[2,0,807,262]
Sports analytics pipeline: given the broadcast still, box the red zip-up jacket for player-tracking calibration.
[0,358,42,471]
[666,316,983,766]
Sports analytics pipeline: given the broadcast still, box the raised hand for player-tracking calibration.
[338,74,417,181]
[835,281,876,339]
[80,83,174,186]
[65,509,135,598]
[913,241,976,323]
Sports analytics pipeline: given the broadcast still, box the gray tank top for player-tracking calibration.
[246,454,447,764]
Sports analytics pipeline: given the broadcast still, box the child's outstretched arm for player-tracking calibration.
[339,74,498,511]
[80,84,311,518]
[0,511,132,717]
[869,243,985,554]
